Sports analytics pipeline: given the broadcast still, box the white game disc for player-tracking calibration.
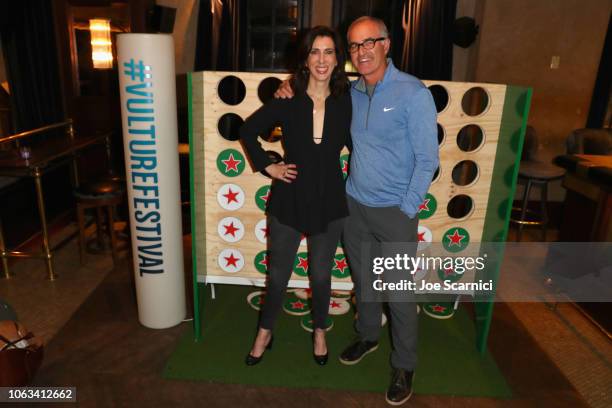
[417,225,433,250]
[328,299,350,315]
[217,248,244,273]
[254,219,268,244]
[216,183,245,211]
[294,288,312,300]
[217,216,244,243]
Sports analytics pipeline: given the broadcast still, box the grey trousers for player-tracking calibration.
[343,195,419,370]
[259,216,345,331]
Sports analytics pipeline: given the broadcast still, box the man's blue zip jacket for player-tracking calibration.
[346,59,439,218]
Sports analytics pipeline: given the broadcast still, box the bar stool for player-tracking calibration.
[74,179,125,266]
[511,126,565,241]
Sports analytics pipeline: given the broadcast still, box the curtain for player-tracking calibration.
[392,0,457,80]
[586,13,611,128]
[195,0,247,71]
[0,0,64,132]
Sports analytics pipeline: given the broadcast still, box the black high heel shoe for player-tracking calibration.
[245,334,274,366]
[312,330,328,366]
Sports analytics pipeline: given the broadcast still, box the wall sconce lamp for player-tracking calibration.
[89,19,113,69]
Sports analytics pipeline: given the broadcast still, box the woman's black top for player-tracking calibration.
[240,91,352,235]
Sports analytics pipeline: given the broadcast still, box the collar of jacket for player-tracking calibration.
[352,58,398,94]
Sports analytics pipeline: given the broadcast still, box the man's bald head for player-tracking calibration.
[347,16,389,40]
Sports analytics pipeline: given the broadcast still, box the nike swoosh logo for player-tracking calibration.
[383,107,395,112]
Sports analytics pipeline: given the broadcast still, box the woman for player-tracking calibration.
[240,26,351,366]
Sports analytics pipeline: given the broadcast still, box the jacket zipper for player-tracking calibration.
[365,84,376,130]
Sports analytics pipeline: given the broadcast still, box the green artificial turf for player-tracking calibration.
[163,284,512,398]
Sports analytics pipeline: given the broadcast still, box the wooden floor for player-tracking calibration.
[30,252,588,407]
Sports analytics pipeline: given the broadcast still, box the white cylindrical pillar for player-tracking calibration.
[117,34,186,328]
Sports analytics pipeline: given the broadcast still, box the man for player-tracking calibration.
[277,16,438,406]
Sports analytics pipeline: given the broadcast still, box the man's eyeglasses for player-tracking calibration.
[348,37,387,53]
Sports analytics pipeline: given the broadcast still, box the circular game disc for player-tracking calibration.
[246,291,266,311]
[328,299,350,315]
[283,293,311,316]
[294,288,312,300]
[300,315,334,332]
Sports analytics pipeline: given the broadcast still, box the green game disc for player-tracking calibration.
[339,154,350,180]
[253,250,269,275]
[331,254,350,279]
[283,293,311,316]
[246,291,266,311]
[422,302,455,319]
[417,193,437,219]
[216,149,245,177]
[437,266,463,283]
[293,252,309,277]
[442,227,470,253]
[300,314,334,332]
[254,185,271,211]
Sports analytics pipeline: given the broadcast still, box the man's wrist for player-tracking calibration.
[399,202,417,219]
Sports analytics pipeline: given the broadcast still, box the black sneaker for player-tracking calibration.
[338,339,378,365]
[385,368,414,406]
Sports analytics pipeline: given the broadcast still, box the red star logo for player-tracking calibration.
[254,296,265,305]
[418,231,427,242]
[418,198,430,212]
[223,187,240,204]
[260,227,269,238]
[333,258,348,274]
[330,300,341,308]
[222,153,241,173]
[258,255,269,268]
[290,300,305,310]
[446,230,465,247]
[431,304,446,313]
[259,189,271,203]
[223,222,240,237]
[224,253,240,268]
[296,256,309,272]
[341,160,349,174]
[443,268,455,277]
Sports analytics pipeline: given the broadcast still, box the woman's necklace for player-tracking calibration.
[308,91,328,143]
[308,91,328,115]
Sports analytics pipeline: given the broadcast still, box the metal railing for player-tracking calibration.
[0,119,78,280]
[0,119,74,145]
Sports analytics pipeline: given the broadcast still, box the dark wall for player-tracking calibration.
[0,0,154,249]
[474,0,610,201]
